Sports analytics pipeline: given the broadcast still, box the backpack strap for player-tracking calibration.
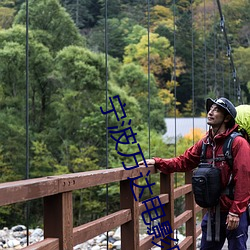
[200,142,208,163]
[223,131,242,169]
[222,132,242,200]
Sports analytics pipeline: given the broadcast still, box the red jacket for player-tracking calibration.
[154,124,250,216]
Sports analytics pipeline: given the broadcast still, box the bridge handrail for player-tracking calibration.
[0,165,203,249]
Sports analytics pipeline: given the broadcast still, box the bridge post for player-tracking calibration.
[185,171,196,250]
[44,192,73,250]
[160,173,175,248]
[120,178,139,250]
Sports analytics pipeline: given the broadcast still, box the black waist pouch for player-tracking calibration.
[192,163,221,208]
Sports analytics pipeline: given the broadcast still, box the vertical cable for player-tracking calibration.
[173,1,177,158]
[228,64,231,100]
[173,0,179,244]
[216,0,241,103]
[222,62,225,96]
[213,0,217,95]
[104,0,109,247]
[147,0,151,162]
[191,0,195,145]
[147,0,152,232]
[25,0,30,245]
[220,39,225,96]
[233,72,236,103]
[203,0,207,98]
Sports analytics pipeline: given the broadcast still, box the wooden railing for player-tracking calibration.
[0,165,203,250]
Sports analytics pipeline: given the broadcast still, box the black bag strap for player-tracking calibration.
[200,142,208,163]
[200,141,225,163]
[222,132,242,200]
[223,131,242,170]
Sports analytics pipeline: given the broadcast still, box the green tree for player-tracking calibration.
[51,45,141,168]
[0,6,15,29]
[30,141,57,177]
[234,46,250,102]
[61,0,101,29]
[124,32,185,87]
[116,63,166,132]
[14,0,84,52]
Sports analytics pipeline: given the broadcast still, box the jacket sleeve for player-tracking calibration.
[229,136,250,215]
[154,140,203,174]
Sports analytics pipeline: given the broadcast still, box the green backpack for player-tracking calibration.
[235,105,250,142]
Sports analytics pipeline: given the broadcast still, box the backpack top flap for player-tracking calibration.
[235,105,250,140]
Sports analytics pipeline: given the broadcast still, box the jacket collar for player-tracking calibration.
[206,124,239,143]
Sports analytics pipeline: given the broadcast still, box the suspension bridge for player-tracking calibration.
[1,164,249,249]
[0,0,249,249]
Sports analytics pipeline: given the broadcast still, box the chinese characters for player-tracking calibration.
[100,95,179,249]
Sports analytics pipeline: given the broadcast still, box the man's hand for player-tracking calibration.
[138,159,155,166]
[226,213,240,230]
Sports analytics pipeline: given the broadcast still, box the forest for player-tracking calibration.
[0,0,249,228]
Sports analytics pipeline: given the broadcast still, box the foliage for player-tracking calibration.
[234,46,250,102]
[148,5,174,32]
[0,0,249,228]
[14,0,85,52]
[115,62,166,132]
[0,7,15,29]
[61,0,101,29]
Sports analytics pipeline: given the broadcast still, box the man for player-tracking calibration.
[139,97,250,250]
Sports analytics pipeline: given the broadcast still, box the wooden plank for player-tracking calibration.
[185,171,196,250]
[140,209,197,249]
[58,165,156,192]
[120,178,139,250]
[73,209,131,245]
[195,204,203,213]
[196,225,202,237]
[0,177,59,206]
[138,193,169,214]
[139,234,155,250]
[22,238,59,250]
[140,235,193,250]
[0,166,156,206]
[44,192,73,250]
[160,173,175,248]
[174,210,192,229]
[178,236,193,250]
[174,184,192,199]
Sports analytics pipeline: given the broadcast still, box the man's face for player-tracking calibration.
[207,104,226,127]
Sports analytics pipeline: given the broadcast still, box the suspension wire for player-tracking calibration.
[191,0,195,145]
[219,32,225,96]
[228,64,231,99]
[104,0,109,247]
[146,0,152,233]
[172,0,179,244]
[203,0,207,98]
[213,0,217,95]
[147,0,151,163]
[173,0,177,167]
[25,0,30,245]
[147,0,152,232]
[216,0,242,104]
[221,45,225,96]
